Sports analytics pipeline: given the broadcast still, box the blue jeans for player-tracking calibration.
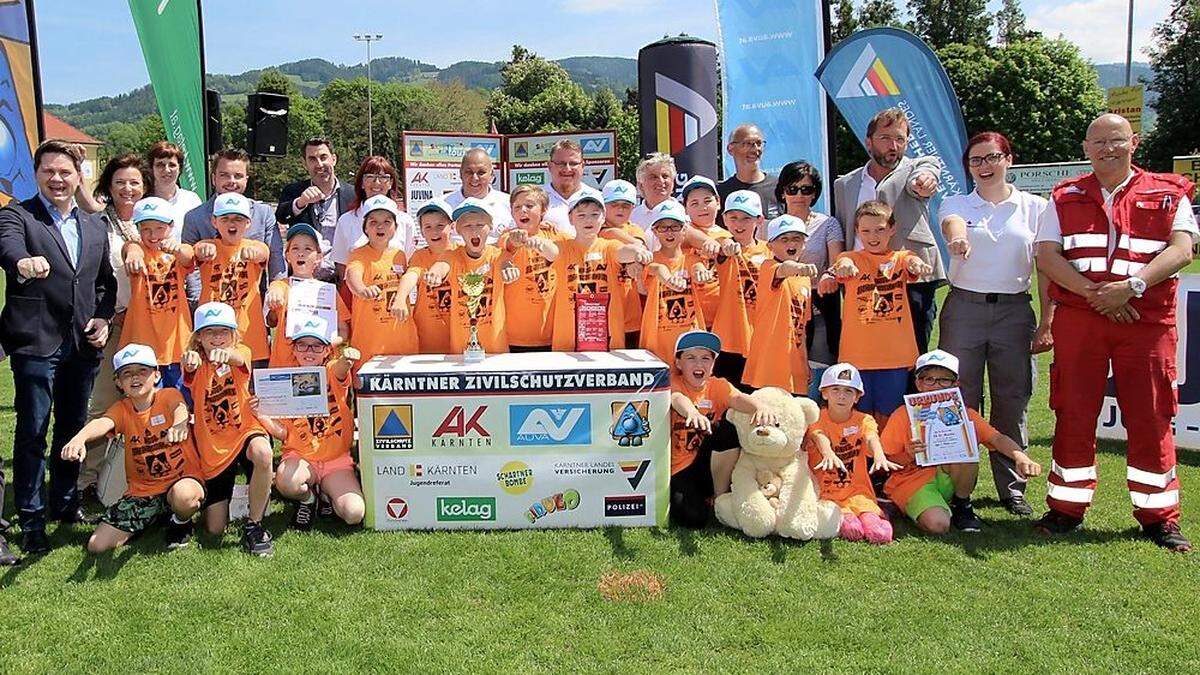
[10,338,101,532]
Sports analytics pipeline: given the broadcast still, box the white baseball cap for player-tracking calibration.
[915,349,960,377]
[132,197,175,224]
[766,214,808,241]
[819,362,864,393]
[567,187,604,211]
[362,194,402,221]
[291,315,334,344]
[193,302,238,331]
[602,179,637,205]
[723,190,762,218]
[212,192,251,219]
[680,176,718,201]
[112,343,158,372]
[649,199,687,225]
[451,196,494,221]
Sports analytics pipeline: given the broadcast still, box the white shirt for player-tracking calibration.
[543,184,582,237]
[330,204,419,265]
[939,187,1047,294]
[1035,176,1199,249]
[444,187,516,245]
[166,186,202,241]
[852,164,882,250]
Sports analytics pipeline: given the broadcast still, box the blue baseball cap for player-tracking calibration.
[193,302,238,331]
[416,198,453,221]
[674,329,722,355]
[724,190,763,218]
[451,197,494,221]
[132,197,175,224]
[567,187,604,211]
[680,176,718,202]
[601,179,637,205]
[212,192,251,219]
[766,214,808,241]
[285,223,321,243]
[649,199,687,226]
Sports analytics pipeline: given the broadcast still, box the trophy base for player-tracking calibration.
[463,346,486,364]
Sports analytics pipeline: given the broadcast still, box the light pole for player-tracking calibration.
[353,33,384,156]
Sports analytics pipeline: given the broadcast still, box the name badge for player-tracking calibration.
[150,414,166,426]
[750,255,767,266]
[216,364,230,377]
[845,425,859,436]
[585,252,604,263]
[698,399,713,410]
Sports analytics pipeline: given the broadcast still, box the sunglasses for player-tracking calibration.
[785,184,817,196]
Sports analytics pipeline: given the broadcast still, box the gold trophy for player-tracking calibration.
[461,272,487,363]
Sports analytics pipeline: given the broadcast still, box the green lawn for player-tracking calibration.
[2,289,1199,672]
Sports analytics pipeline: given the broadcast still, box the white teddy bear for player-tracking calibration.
[714,387,842,540]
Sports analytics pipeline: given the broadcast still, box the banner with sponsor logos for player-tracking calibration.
[357,350,670,530]
[401,131,503,220]
[1098,274,1200,449]
[716,0,831,213]
[0,0,41,205]
[816,27,970,256]
[1173,156,1200,186]
[1006,161,1091,198]
[504,130,618,193]
[637,37,720,195]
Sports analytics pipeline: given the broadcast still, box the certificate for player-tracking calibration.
[904,387,979,466]
[252,367,328,418]
[285,278,338,339]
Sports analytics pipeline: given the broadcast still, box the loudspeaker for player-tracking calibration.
[246,92,289,157]
[204,88,223,156]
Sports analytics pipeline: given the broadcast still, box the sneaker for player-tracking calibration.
[291,498,316,532]
[1001,494,1034,517]
[950,498,983,533]
[241,521,274,557]
[1143,521,1192,553]
[316,492,334,520]
[1032,510,1082,536]
[165,520,193,550]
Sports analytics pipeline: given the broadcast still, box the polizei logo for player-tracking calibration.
[436,497,496,522]
[509,404,591,446]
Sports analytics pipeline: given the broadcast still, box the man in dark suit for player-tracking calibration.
[0,140,117,557]
[274,137,353,281]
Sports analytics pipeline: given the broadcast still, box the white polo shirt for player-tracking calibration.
[543,183,582,237]
[938,187,1047,294]
[1035,175,1199,253]
[444,187,515,243]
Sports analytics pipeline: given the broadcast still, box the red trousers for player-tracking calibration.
[1047,303,1181,526]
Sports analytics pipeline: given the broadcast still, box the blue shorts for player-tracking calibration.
[859,367,910,416]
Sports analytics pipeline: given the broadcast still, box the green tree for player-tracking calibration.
[486,46,594,134]
[1139,0,1200,171]
[832,0,859,43]
[995,0,1037,45]
[98,114,164,166]
[858,0,903,28]
[907,0,992,48]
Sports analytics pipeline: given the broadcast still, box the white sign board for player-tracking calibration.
[357,350,670,530]
[1007,162,1091,197]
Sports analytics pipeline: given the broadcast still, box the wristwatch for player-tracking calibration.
[1128,276,1147,298]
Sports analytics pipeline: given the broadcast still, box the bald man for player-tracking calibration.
[716,124,781,220]
[444,147,514,241]
[1034,113,1197,551]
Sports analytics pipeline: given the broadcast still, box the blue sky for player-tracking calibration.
[35,0,1170,104]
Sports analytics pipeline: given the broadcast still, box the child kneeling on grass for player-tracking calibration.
[879,350,1042,534]
[805,363,900,544]
[669,330,776,528]
[183,302,275,556]
[61,344,204,553]
[254,320,365,530]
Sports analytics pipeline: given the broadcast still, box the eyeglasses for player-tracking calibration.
[551,160,583,169]
[785,184,817,196]
[734,140,765,149]
[967,152,1007,167]
[916,375,956,387]
[871,134,907,145]
[654,223,684,233]
[363,174,393,184]
[1086,137,1132,150]
[292,342,330,353]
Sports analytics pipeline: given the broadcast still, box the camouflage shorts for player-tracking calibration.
[101,494,171,534]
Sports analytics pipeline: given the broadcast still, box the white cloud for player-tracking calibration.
[1026,0,1169,63]
[559,0,655,13]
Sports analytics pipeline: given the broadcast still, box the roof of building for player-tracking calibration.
[42,111,101,145]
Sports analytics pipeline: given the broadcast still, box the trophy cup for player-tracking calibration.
[461,272,487,363]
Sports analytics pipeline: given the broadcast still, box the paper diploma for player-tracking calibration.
[252,367,329,418]
[904,387,979,467]
[286,278,338,339]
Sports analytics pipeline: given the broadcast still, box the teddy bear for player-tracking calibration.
[714,387,842,540]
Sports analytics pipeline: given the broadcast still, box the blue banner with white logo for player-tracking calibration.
[816,28,971,217]
[716,0,830,213]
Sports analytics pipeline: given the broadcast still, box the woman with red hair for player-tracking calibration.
[935,131,1051,522]
[329,155,415,280]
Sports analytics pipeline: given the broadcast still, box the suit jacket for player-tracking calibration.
[833,155,946,281]
[0,196,117,357]
[274,178,354,227]
[181,195,285,302]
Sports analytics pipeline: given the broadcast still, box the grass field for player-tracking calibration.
[2,284,1200,673]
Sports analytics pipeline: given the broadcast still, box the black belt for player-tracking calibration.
[951,288,1032,304]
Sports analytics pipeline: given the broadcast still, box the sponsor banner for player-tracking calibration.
[0,1,41,205]
[1098,274,1200,449]
[1173,156,1200,186]
[1107,85,1144,133]
[360,366,668,396]
[637,37,720,195]
[402,131,503,220]
[1007,161,1092,197]
[505,130,617,191]
[716,0,831,213]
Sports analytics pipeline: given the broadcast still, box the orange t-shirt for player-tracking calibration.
[742,260,812,393]
[280,364,354,464]
[407,246,455,354]
[640,250,705,363]
[346,245,419,363]
[550,237,628,351]
[710,241,769,357]
[836,249,919,370]
[184,343,266,478]
[880,406,998,511]
[197,239,270,360]
[600,223,647,332]
[500,224,567,347]
[804,409,880,513]
[685,226,732,328]
[669,374,734,475]
[266,278,351,367]
[447,246,508,354]
[103,388,202,498]
[120,244,193,364]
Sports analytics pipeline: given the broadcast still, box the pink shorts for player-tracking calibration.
[281,452,356,482]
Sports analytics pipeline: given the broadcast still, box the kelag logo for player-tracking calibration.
[436,496,495,522]
[509,404,590,446]
[373,405,413,450]
[515,171,543,186]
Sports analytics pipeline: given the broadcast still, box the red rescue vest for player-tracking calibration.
[1049,168,1194,324]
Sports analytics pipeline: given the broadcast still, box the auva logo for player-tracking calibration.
[510,404,591,446]
[436,496,495,522]
[581,137,611,154]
